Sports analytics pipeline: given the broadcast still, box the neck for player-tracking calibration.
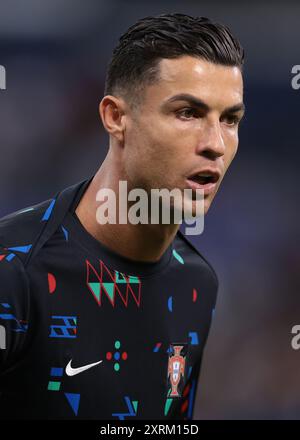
[75,155,180,263]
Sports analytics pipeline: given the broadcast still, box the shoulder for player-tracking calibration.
[0,178,91,267]
[0,196,57,370]
[174,229,219,291]
[0,249,30,320]
[0,246,31,371]
[0,197,55,266]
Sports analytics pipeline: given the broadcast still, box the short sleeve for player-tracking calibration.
[0,249,31,373]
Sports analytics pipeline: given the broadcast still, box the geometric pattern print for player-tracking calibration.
[0,302,28,332]
[48,339,129,417]
[0,199,56,262]
[106,340,128,372]
[0,199,57,263]
[164,376,197,419]
[0,244,32,262]
[86,259,142,308]
[49,316,77,338]
[153,331,199,353]
[180,378,197,419]
[112,396,138,420]
[47,366,80,416]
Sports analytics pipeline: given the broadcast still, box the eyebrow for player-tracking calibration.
[164,93,245,115]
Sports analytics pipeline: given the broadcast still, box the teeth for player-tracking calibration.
[198,173,212,177]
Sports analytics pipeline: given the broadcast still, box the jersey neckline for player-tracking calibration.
[63,177,174,278]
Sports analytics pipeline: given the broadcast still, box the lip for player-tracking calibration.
[185,178,217,196]
[186,168,221,196]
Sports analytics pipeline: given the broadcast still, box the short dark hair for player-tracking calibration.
[104,13,244,109]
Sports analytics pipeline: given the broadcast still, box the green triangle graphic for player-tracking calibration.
[172,249,184,264]
[88,282,100,301]
[103,283,115,301]
[132,400,138,413]
[164,398,173,416]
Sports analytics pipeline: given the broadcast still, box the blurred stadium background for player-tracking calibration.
[0,0,299,419]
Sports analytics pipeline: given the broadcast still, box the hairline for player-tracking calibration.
[108,55,243,114]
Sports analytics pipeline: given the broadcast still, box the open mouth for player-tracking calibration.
[186,169,221,196]
[187,171,220,186]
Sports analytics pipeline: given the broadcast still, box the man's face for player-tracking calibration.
[122,55,244,215]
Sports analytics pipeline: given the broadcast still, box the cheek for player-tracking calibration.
[224,130,239,164]
[126,115,192,182]
[124,128,168,185]
[136,119,178,163]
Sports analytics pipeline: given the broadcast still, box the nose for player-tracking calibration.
[196,118,225,159]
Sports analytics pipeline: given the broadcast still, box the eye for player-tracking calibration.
[176,107,199,119]
[222,115,241,126]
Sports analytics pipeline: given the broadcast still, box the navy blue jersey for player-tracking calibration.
[0,177,218,420]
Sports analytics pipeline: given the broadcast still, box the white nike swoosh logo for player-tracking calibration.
[65,359,103,376]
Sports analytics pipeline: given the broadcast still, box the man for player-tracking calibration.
[0,13,244,419]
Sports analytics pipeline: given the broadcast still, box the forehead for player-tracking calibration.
[143,55,243,109]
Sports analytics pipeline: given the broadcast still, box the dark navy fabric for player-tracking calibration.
[0,178,218,420]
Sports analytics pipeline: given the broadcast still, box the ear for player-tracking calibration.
[99,95,126,144]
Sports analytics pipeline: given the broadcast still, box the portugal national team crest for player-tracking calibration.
[167,343,188,398]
